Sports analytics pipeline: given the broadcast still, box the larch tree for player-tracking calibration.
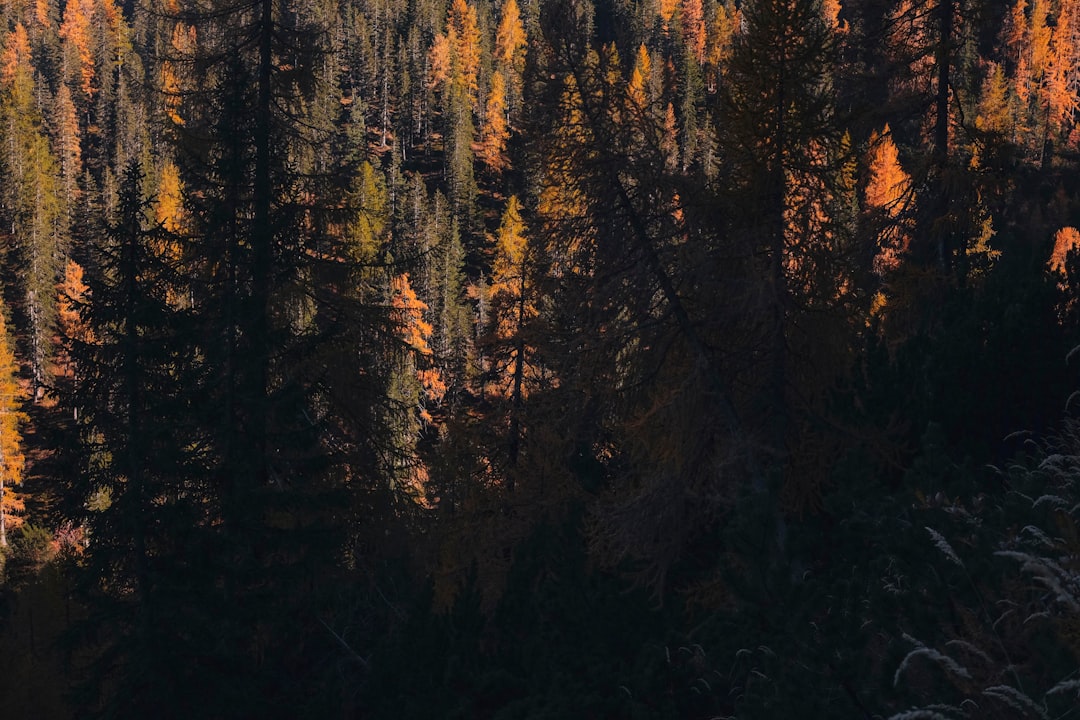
[865,124,913,276]
[478,69,510,172]
[448,0,482,109]
[0,297,25,549]
[681,0,707,63]
[1,23,66,401]
[57,258,92,379]
[495,0,527,110]
[58,0,95,99]
[483,195,537,478]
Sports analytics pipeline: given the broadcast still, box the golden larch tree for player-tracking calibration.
[449,0,482,107]
[0,299,26,548]
[865,125,913,275]
[660,0,679,25]
[1049,226,1080,276]
[705,1,738,92]
[495,0,526,74]
[35,0,51,29]
[0,23,30,86]
[628,43,654,111]
[59,0,95,98]
[478,70,510,172]
[495,0,527,111]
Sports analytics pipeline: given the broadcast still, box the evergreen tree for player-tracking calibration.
[70,162,205,717]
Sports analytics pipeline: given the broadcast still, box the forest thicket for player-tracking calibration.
[1,0,1080,717]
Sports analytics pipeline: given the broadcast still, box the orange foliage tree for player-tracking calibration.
[865,125,913,275]
[495,0,526,76]
[0,299,26,548]
[681,0,706,63]
[430,0,482,107]
[59,0,95,98]
[478,70,510,172]
[57,258,93,377]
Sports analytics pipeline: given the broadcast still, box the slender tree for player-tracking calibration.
[0,297,25,549]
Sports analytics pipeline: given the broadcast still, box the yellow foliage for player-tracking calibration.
[59,0,96,97]
[1,24,31,87]
[156,161,185,235]
[628,43,653,111]
[822,0,845,32]
[449,0,482,106]
[478,71,510,172]
[1049,226,1080,276]
[0,298,27,543]
[659,0,679,24]
[35,0,51,28]
[495,0,526,74]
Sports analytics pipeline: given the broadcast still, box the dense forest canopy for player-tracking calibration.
[0,0,1078,716]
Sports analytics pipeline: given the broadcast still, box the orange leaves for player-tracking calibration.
[865,126,911,211]
[495,0,527,74]
[1049,226,1080,276]
[0,295,27,544]
[429,31,452,89]
[392,273,446,407]
[628,43,653,111]
[450,0,482,95]
[59,0,95,98]
[154,161,188,301]
[58,259,92,349]
[681,0,707,63]
[822,0,845,33]
[392,273,434,356]
[1,24,31,87]
[429,0,483,105]
[866,125,912,275]
[35,0,51,28]
[975,62,1011,135]
[659,0,679,24]
[1048,226,1080,318]
[492,196,527,289]
[164,24,196,126]
[478,71,510,172]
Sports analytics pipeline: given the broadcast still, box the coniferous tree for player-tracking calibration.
[0,23,67,401]
[0,297,26,550]
[70,162,205,717]
[151,0,395,710]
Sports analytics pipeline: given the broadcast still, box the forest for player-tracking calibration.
[0,0,1078,716]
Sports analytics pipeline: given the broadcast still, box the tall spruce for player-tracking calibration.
[70,162,205,717]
